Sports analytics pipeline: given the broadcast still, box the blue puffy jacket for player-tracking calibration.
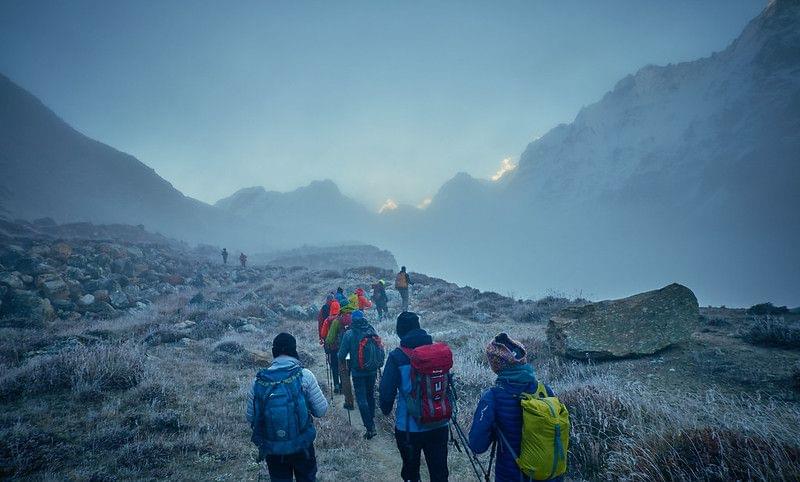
[378,328,449,432]
[468,364,562,482]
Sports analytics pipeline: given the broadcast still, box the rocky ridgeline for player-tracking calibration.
[0,237,285,327]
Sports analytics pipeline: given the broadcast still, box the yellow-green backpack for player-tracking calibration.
[497,382,570,481]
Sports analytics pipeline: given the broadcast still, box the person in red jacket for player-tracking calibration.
[355,287,372,310]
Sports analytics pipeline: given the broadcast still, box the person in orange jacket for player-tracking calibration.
[355,287,372,310]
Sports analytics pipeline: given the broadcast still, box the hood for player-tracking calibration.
[356,287,365,296]
[496,363,537,389]
[400,328,433,349]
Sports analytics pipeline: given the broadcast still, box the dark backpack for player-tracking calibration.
[401,342,454,426]
[250,366,316,457]
[357,334,386,370]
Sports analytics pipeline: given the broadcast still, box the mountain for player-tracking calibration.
[0,73,258,248]
[214,180,374,248]
[394,0,800,306]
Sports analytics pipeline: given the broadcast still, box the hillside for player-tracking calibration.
[0,74,256,248]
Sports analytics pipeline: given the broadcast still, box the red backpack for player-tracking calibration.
[401,342,454,425]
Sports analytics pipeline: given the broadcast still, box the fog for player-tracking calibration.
[2,0,798,308]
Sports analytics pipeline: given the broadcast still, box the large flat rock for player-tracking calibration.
[547,283,699,360]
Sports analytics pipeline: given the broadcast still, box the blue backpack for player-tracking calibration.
[251,366,316,457]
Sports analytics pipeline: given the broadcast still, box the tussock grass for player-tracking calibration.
[743,316,800,349]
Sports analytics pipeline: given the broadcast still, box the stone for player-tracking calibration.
[547,283,699,360]
[0,272,24,290]
[93,289,110,303]
[52,242,72,259]
[41,277,69,301]
[189,292,205,305]
[164,274,185,286]
[0,290,55,326]
[109,290,130,309]
[78,294,96,306]
[237,323,259,333]
[173,320,197,330]
[285,304,309,320]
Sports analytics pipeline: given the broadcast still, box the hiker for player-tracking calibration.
[372,280,389,320]
[395,266,412,312]
[335,287,349,308]
[468,333,568,482]
[318,293,341,392]
[355,287,372,310]
[239,252,247,268]
[338,310,384,440]
[379,312,451,482]
[325,309,355,409]
[221,247,228,265]
[247,333,328,482]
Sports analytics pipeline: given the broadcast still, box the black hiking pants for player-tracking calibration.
[326,351,340,388]
[264,445,317,482]
[394,426,449,482]
[352,372,377,432]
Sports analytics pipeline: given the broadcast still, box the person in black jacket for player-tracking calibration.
[379,312,449,482]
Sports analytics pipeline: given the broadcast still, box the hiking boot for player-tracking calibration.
[343,402,355,410]
[364,429,377,440]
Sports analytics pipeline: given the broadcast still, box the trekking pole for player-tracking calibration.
[325,353,334,401]
[486,440,496,482]
[452,417,489,482]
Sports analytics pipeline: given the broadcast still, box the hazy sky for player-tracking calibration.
[0,0,764,209]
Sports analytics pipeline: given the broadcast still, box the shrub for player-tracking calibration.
[0,342,145,401]
[558,384,638,480]
[0,422,72,478]
[614,427,800,481]
[743,316,800,349]
[747,302,790,316]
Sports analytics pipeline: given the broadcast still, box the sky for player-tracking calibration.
[0,0,764,210]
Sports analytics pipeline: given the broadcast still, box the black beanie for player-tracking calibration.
[396,311,421,338]
[272,332,299,359]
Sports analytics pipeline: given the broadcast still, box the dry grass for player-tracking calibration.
[743,316,800,349]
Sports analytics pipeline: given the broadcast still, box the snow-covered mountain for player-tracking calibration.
[409,0,800,305]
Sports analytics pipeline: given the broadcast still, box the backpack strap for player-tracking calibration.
[535,381,548,399]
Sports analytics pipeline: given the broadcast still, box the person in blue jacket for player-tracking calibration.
[468,333,561,482]
[379,312,449,482]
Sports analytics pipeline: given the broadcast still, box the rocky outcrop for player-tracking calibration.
[547,283,699,360]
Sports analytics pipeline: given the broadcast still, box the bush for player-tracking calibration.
[558,384,638,480]
[747,302,790,316]
[0,422,72,478]
[743,316,800,349]
[0,342,145,401]
[614,427,800,481]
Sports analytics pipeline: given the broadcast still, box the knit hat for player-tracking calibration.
[396,311,420,338]
[352,310,365,321]
[355,287,365,296]
[485,333,527,373]
[272,332,299,359]
[326,293,334,302]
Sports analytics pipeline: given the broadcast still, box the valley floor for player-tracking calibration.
[2,257,799,481]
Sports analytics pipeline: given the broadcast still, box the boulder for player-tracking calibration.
[78,294,96,307]
[52,242,72,259]
[285,304,310,320]
[1,289,55,326]
[109,290,130,309]
[93,289,110,303]
[0,272,24,290]
[547,283,699,360]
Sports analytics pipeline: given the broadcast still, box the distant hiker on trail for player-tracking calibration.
[318,293,341,393]
[221,248,228,265]
[355,287,372,310]
[395,266,412,312]
[239,252,247,268]
[247,332,328,482]
[372,280,388,320]
[379,311,451,482]
[338,310,385,440]
[468,333,569,482]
